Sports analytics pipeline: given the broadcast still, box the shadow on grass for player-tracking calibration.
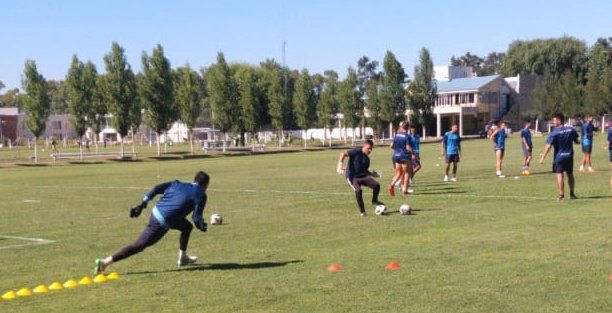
[16,163,49,167]
[126,260,304,275]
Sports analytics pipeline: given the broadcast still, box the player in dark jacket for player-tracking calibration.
[94,171,210,274]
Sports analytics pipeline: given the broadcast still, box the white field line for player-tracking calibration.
[20,184,567,201]
[0,235,55,250]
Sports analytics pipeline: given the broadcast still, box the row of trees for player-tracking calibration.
[15,41,438,162]
[8,36,612,162]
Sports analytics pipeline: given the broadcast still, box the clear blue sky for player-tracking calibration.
[1,0,610,90]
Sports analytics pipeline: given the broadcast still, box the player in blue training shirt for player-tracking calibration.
[94,171,210,274]
[409,126,422,183]
[608,123,612,163]
[441,124,461,182]
[489,121,508,178]
[539,113,580,201]
[520,120,533,175]
[337,139,384,216]
[387,122,413,196]
[579,115,596,172]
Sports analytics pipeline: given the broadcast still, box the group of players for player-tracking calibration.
[92,112,608,274]
[337,112,605,216]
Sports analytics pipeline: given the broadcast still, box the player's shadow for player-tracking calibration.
[126,260,304,275]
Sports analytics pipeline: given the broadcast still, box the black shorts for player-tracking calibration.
[553,158,573,174]
[393,155,410,164]
[446,154,459,163]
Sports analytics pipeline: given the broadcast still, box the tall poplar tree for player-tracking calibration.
[206,52,239,150]
[102,42,137,157]
[22,59,50,163]
[292,69,316,147]
[234,65,262,147]
[338,67,362,145]
[175,64,204,153]
[407,47,437,138]
[318,70,339,146]
[140,44,176,156]
[380,51,407,137]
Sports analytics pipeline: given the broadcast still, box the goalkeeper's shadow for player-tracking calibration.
[126,259,304,275]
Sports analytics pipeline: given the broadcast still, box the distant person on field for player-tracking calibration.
[94,171,210,274]
[337,139,384,216]
[490,121,508,178]
[539,113,580,201]
[387,122,413,196]
[51,137,59,153]
[441,124,461,182]
[409,126,422,183]
[579,115,595,172]
[520,120,533,175]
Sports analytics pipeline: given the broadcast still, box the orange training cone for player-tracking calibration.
[385,261,400,270]
[327,264,342,272]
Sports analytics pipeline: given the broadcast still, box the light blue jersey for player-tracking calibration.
[443,131,461,155]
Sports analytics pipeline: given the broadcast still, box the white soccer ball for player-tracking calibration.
[210,213,223,225]
[399,204,412,215]
[374,204,387,216]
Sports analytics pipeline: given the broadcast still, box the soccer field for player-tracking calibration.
[0,135,610,312]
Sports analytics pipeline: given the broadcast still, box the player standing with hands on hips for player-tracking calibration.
[539,113,579,201]
[337,139,384,216]
[94,171,210,274]
[441,124,461,182]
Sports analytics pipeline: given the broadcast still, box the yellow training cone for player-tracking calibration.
[2,290,17,300]
[16,288,33,297]
[93,274,107,283]
[48,282,63,290]
[33,285,49,293]
[63,279,78,288]
[106,272,120,280]
[78,276,93,285]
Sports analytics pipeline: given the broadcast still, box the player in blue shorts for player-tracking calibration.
[441,124,461,182]
[388,122,413,196]
[579,115,595,172]
[337,139,384,216]
[409,126,421,183]
[539,113,580,201]
[94,171,210,274]
[520,120,533,175]
[490,121,507,178]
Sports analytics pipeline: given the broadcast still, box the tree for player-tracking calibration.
[140,44,176,156]
[338,67,362,144]
[407,47,437,138]
[65,55,94,159]
[584,42,612,116]
[364,77,383,138]
[88,72,106,152]
[47,80,67,114]
[380,50,407,137]
[356,56,380,92]
[501,37,588,79]
[481,52,505,76]
[292,69,316,147]
[260,59,287,146]
[175,64,204,153]
[0,81,4,90]
[102,42,138,157]
[22,59,50,163]
[318,70,339,147]
[206,52,239,150]
[234,65,262,147]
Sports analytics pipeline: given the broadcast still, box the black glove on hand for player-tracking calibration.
[196,220,208,232]
[129,201,147,218]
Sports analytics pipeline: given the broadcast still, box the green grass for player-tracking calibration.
[0,135,610,312]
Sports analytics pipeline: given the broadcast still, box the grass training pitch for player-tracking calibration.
[0,135,610,312]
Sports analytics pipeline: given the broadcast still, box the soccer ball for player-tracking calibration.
[399,204,412,215]
[210,213,223,225]
[374,204,387,216]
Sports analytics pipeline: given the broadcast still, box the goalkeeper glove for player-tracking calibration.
[129,201,147,218]
[196,220,208,232]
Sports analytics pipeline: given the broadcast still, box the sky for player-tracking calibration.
[1,0,610,90]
